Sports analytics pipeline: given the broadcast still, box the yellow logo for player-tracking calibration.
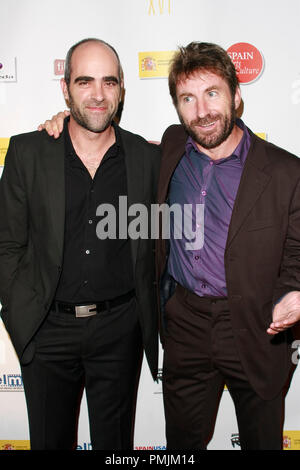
[0,440,30,450]
[255,132,266,140]
[283,431,300,450]
[148,0,171,15]
[0,138,10,166]
[139,51,175,79]
[141,57,157,72]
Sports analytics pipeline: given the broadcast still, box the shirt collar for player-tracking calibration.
[64,117,122,160]
[186,118,251,166]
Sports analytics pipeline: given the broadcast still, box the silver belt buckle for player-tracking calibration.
[75,304,97,318]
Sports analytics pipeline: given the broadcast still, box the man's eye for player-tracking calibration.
[208,91,217,97]
[183,96,193,103]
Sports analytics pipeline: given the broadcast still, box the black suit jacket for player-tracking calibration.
[156,124,300,399]
[0,125,161,379]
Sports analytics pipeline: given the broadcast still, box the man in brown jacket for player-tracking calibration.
[156,42,300,450]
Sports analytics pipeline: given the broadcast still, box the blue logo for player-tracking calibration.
[0,374,23,392]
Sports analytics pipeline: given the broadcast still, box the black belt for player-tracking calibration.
[51,290,135,318]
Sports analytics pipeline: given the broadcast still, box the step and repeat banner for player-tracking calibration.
[1,0,300,451]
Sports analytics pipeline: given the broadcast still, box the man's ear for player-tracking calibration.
[60,78,70,106]
[119,77,125,103]
[234,86,242,111]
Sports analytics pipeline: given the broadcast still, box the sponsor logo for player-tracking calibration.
[54,59,65,76]
[141,57,157,72]
[153,368,163,395]
[227,43,264,84]
[134,445,167,450]
[283,431,300,450]
[231,433,240,448]
[0,138,9,166]
[0,373,23,392]
[283,435,292,449]
[77,442,92,450]
[231,432,300,449]
[2,444,14,450]
[0,440,30,450]
[255,133,266,140]
[139,51,175,79]
[0,57,17,82]
[0,75,14,81]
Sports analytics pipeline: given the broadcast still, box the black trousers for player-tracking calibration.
[21,296,142,450]
[163,284,284,450]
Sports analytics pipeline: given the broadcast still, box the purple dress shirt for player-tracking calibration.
[168,119,251,297]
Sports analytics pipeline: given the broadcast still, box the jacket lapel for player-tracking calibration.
[226,134,272,249]
[120,128,145,273]
[156,126,187,275]
[40,132,65,261]
[158,126,187,203]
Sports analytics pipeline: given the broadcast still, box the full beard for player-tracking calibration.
[179,103,236,150]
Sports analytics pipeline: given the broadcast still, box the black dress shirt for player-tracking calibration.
[54,119,134,303]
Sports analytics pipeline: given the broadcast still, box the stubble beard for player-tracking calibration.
[67,92,117,133]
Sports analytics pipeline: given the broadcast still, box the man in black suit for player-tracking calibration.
[0,38,160,450]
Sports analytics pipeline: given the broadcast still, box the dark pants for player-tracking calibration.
[163,284,284,450]
[21,297,142,450]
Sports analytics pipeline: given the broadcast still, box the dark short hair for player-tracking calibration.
[64,38,122,86]
[169,42,239,106]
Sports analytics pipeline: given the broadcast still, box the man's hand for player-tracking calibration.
[267,291,300,335]
[37,110,70,138]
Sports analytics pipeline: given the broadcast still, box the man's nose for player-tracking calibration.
[196,97,210,118]
[91,81,105,101]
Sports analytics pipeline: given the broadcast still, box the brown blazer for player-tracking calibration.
[156,124,300,400]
